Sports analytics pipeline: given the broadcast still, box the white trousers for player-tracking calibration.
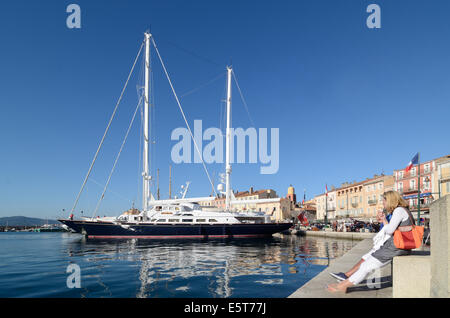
[348,255,389,285]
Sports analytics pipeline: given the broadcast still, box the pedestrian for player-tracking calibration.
[327,190,414,293]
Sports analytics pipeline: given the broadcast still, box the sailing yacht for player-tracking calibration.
[59,32,292,239]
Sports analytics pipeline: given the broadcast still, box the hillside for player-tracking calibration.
[0,216,59,226]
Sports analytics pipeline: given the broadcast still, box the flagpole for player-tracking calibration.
[325,185,328,225]
[417,152,421,225]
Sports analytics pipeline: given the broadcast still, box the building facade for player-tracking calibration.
[256,198,292,221]
[207,187,292,221]
[335,181,365,219]
[434,155,450,198]
[362,175,394,219]
[394,160,434,214]
[314,189,336,221]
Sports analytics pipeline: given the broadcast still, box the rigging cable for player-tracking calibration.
[180,71,225,98]
[151,37,218,197]
[92,93,144,218]
[70,40,145,214]
[232,69,255,127]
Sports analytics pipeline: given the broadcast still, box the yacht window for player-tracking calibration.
[196,219,206,222]
[168,219,180,223]
[182,213,193,216]
[157,219,166,222]
[182,219,193,222]
[208,219,218,223]
[150,219,157,222]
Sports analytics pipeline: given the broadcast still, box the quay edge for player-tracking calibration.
[300,230,375,240]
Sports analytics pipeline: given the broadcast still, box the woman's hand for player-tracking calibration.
[376,209,386,223]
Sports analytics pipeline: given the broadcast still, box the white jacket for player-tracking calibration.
[362,227,391,260]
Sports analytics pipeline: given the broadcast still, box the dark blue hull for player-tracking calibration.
[58,219,293,239]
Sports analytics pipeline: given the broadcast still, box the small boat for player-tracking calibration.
[33,224,67,232]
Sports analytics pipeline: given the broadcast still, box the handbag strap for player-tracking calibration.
[400,207,416,227]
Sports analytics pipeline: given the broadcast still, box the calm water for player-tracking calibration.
[0,232,357,298]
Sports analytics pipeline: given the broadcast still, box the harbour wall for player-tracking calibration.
[300,230,375,241]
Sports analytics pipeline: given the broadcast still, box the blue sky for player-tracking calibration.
[1,0,449,219]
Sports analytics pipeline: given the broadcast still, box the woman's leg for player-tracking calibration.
[327,256,383,293]
[345,258,365,277]
[340,250,373,278]
[348,255,383,285]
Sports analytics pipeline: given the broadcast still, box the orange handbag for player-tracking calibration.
[393,208,424,250]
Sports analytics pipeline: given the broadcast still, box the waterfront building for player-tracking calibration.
[362,174,394,219]
[314,187,336,221]
[434,155,450,198]
[197,197,216,208]
[210,188,291,221]
[256,197,292,221]
[335,181,365,219]
[228,188,278,211]
[394,158,436,219]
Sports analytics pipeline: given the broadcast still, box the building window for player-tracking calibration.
[423,178,430,190]
[411,167,416,177]
[425,164,430,173]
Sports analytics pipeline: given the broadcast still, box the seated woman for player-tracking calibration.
[327,190,413,293]
[329,211,393,281]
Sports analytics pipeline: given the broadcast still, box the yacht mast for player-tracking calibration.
[225,66,232,211]
[142,32,152,211]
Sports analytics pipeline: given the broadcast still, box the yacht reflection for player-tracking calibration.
[64,235,356,297]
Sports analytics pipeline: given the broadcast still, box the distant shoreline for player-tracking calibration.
[0,216,59,227]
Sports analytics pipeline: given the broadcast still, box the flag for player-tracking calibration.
[325,184,328,196]
[298,212,309,226]
[406,153,419,172]
[302,190,305,205]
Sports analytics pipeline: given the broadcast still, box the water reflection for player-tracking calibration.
[62,234,356,298]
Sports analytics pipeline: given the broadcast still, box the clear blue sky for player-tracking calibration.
[1,0,449,219]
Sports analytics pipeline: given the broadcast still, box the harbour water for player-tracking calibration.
[0,232,357,298]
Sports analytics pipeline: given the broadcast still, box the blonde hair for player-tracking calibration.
[383,190,409,213]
